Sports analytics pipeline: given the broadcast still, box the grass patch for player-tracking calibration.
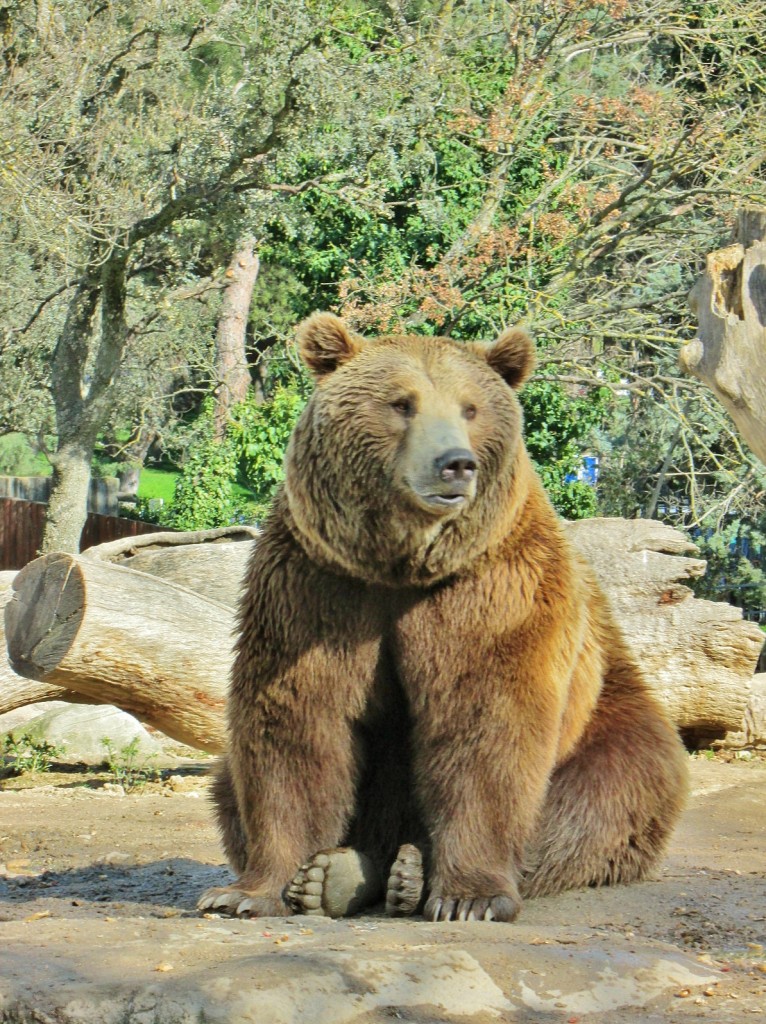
[136,465,258,519]
[137,466,180,503]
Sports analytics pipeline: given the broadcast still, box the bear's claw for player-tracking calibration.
[197,886,289,918]
[424,893,521,923]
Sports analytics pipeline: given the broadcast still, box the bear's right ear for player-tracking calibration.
[296,313,364,378]
[482,326,536,390]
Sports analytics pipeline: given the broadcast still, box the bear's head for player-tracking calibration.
[283,313,537,586]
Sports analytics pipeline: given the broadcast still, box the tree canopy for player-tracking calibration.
[1,0,765,610]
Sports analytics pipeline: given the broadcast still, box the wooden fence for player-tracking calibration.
[0,498,163,571]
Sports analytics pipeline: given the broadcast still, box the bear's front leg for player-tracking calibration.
[199,520,385,918]
[396,588,565,923]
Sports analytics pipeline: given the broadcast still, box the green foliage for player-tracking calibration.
[161,403,240,530]
[1,734,65,776]
[137,467,181,504]
[0,433,45,476]
[91,460,122,481]
[521,377,610,519]
[690,522,766,612]
[118,496,167,525]
[228,386,307,516]
[100,737,160,794]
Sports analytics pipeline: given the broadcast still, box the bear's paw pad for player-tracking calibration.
[385,843,425,917]
[286,847,382,919]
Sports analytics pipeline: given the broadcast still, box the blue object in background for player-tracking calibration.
[565,455,599,486]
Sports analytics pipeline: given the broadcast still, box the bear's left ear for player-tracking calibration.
[481,326,536,390]
[296,313,364,378]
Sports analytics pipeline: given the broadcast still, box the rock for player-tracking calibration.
[4,704,162,765]
[0,916,721,1024]
[723,673,766,749]
[0,700,72,736]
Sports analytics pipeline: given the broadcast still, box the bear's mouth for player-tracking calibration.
[425,493,467,508]
[409,490,472,515]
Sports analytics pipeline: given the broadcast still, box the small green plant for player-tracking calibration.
[101,737,160,793]
[1,733,65,775]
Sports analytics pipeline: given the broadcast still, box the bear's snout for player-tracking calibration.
[404,443,478,514]
[434,448,477,484]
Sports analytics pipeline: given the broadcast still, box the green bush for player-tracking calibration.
[160,400,241,530]
[229,386,307,517]
[163,435,240,530]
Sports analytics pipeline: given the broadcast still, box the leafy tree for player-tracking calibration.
[0,0,449,550]
[691,520,766,616]
[2,0,764,553]
[522,378,610,519]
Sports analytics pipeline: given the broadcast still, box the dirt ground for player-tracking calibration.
[0,753,764,1023]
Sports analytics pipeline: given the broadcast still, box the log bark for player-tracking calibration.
[82,525,258,607]
[680,208,766,464]
[721,674,766,750]
[5,554,233,752]
[565,518,764,737]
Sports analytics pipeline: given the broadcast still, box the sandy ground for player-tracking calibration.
[0,754,764,1023]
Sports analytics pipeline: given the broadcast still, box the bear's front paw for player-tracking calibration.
[197,885,290,918]
[424,892,521,923]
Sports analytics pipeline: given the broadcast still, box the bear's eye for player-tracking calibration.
[463,404,478,421]
[391,397,415,417]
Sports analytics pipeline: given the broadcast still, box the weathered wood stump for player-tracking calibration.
[680,208,766,463]
[566,518,764,741]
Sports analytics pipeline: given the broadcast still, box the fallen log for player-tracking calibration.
[81,524,258,608]
[5,554,233,752]
[4,519,764,750]
[566,518,765,739]
[1,572,84,715]
[720,674,766,750]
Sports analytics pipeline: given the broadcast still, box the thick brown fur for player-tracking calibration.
[202,313,689,922]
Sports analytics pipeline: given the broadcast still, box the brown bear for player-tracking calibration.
[198,312,689,923]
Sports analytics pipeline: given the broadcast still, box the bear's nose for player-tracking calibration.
[434,448,477,483]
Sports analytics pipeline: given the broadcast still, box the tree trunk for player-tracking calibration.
[42,252,131,553]
[213,237,259,440]
[680,208,766,464]
[5,554,232,752]
[41,437,98,554]
[118,417,161,502]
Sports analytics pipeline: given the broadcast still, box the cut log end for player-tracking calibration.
[5,553,85,678]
